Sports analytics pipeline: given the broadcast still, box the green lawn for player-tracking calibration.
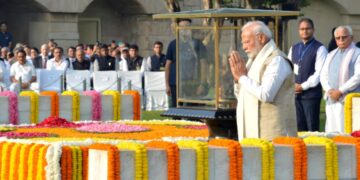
[142,100,327,131]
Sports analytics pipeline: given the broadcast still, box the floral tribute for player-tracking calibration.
[123,90,141,120]
[40,91,59,116]
[273,137,307,180]
[0,126,15,132]
[0,132,56,139]
[209,139,242,180]
[82,90,102,121]
[36,116,78,128]
[344,93,360,133]
[62,91,80,121]
[0,91,18,124]
[20,91,39,124]
[304,136,338,180]
[76,123,150,133]
[181,125,208,130]
[146,141,179,180]
[351,130,360,137]
[241,138,274,180]
[102,90,121,120]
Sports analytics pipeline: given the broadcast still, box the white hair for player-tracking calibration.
[334,25,353,36]
[242,20,273,39]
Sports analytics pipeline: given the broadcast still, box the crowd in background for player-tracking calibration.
[0,21,167,92]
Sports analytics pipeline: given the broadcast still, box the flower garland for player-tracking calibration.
[40,91,59,116]
[71,146,82,180]
[123,90,141,120]
[0,126,15,132]
[117,141,148,180]
[1,142,15,179]
[0,142,5,174]
[273,137,307,180]
[19,143,34,180]
[8,143,21,180]
[303,136,338,180]
[0,132,57,139]
[177,140,209,180]
[0,91,18,124]
[62,91,80,121]
[36,116,78,128]
[36,145,49,180]
[27,144,44,180]
[146,141,179,180]
[344,93,360,133]
[209,139,242,180]
[102,90,121,120]
[83,91,102,121]
[76,123,150,133]
[333,136,360,179]
[80,146,89,180]
[88,144,120,180]
[241,138,274,180]
[124,120,204,126]
[20,91,39,124]
[61,146,72,180]
[180,125,208,130]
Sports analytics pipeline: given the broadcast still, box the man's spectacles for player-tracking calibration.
[335,35,349,41]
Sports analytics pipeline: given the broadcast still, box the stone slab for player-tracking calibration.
[38,95,52,122]
[79,95,92,120]
[147,148,167,180]
[307,145,326,179]
[208,146,229,180]
[0,97,9,124]
[352,97,360,131]
[274,144,294,180]
[18,96,31,124]
[180,148,196,180]
[242,145,262,180]
[121,94,134,120]
[59,96,73,121]
[337,143,357,179]
[101,95,114,121]
[120,150,135,180]
[88,149,108,180]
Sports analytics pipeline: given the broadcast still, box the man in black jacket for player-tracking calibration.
[93,44,115,71]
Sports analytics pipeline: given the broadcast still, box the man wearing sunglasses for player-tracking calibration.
[320,25,360,132]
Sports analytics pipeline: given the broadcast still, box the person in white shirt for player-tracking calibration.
[111,49,128,71]
[46,47,71,72]
[229,20,297,140]
[288,18,327,132]
[320,25,360,132]
[66,46,76,63]
[9,49,36,93]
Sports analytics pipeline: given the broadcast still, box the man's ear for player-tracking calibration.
[259,34,267,45]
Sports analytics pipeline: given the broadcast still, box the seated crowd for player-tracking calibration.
[0,39,166,93]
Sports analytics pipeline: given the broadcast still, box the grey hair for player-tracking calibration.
[334,25,353,36]
[1,47,9,51]
[40,44,48,49]
[242,20,273,39]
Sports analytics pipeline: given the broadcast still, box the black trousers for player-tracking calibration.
[295,97,321,131]
[170,85,177,108]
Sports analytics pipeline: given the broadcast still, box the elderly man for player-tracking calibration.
[229,20,297,140]
[320,25,360,132]
[72,49,91,70]
[288,18,327,132]
[10,49,36,93]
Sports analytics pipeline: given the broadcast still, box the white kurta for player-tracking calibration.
[235,40,293,139]
[320,43,360,132]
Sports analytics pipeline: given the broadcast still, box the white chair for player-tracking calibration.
[66,70,91,92]
[37,69,64,92]
[2,69,11,90]
[144,71,168,110]
[118,71,144,109]
[93,71,119,92]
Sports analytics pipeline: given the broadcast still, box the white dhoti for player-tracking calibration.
[325,100,344,132]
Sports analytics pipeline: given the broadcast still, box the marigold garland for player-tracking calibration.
[0,126,15,132]
[36,145,49,180]
[61,146,72,180]
[344,93,360,133]
[19,143,34,180]
[304,136,338,180]
[9,143,21,180]
[241,138,274,180]
[146,141,180,180]
[40,91,59,116]
[273,137,307,180]
[62,91,80,121]
[28,144,44,180]
[177,140,209,180]
[88,144,120,180]
[80,146,89,180]
[0,91,19,124]
[20,91,39,124]
[333,136,360,179]
[209,139,242,180]
[0,142,5,174]
[1,142,15,179]
[123,90,141,120]
[117,141,148,180]
[83,91,102,121]
[102,90,121,120]
[70,146,82,180]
